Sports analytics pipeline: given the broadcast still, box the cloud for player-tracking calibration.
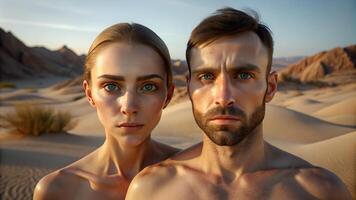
[0,18,97,33]
[32,0,92,16]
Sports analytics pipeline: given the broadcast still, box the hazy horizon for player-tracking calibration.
[1,0,355,59]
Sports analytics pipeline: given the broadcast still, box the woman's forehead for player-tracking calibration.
[92,43,166,80]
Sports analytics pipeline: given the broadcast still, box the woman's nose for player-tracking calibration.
[119,91,138,115]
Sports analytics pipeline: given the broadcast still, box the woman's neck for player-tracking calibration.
[98,133,153,180]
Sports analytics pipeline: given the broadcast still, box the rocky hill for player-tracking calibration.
[0,28,85,80]
[278,44,356,84]
[272,56,304,71]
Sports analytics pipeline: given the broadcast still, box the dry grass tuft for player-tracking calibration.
[0,104,77,136]
[0,82,16,89]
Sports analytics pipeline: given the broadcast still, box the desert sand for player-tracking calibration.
[0,78,355,199]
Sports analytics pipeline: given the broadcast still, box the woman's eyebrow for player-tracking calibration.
[136,74,164,81]
[97,74,125,81]
[97,74,164,81]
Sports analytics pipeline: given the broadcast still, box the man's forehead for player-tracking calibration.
[190,32,268,70]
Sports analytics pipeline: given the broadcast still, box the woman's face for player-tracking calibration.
[84,42,172,146]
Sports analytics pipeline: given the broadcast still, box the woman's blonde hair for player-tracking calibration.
[84,23,172,87]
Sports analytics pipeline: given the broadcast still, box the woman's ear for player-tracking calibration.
[83,80,96,107]
[265,71,278,103]
[163,85,175,109]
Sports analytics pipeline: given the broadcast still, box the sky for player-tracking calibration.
[0,0,355,59]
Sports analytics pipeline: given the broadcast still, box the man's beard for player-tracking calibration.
[192,103,265,146]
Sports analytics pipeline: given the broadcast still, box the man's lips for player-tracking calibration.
[210,115,241,121]
[117,123,144,128]
[209,115,241,124]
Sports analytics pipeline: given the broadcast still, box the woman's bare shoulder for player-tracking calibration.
[33,150,100,200]
[33,168,82,200]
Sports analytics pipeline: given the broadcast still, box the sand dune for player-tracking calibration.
[1,80,355,199]
[0,134,102,200]
[271,83,356,127]
[264,104,353,143]
[313,97,356,125]
[281,96,327,114]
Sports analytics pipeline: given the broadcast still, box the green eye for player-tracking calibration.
[238,72,252,80]
[200,73,215,81]
[141,83,157,92]
[104,83,119,92]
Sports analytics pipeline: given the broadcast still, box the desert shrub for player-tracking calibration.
[0,104,77,136]
[0,82,16,89]
[24,87,38,92]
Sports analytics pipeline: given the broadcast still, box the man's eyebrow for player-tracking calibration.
[97,74,125,81]
[232,64,261,72]
[191,64,261,74]
[191,67,218,75]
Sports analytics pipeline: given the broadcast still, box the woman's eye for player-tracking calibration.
[237,72,252,80]
[140,83,157,92]
[199,73,215,81]
[104,83,119,92]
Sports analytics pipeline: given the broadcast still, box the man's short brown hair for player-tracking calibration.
[186,7,274,75]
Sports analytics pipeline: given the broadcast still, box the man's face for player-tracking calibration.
[188,32,277,146]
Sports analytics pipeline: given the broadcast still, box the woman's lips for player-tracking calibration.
[117,123,144,128]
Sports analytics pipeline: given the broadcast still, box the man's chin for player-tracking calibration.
[205,130,247,146]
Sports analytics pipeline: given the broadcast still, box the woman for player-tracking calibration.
[33,23,179,200]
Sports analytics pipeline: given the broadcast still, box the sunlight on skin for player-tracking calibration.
[125,32,352,200]
[33,42,178,200]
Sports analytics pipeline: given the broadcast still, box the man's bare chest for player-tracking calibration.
[154,172,315,200]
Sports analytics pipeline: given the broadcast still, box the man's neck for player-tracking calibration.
[200,124,267,183]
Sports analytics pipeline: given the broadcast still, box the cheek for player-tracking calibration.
[190,86,211,113]
[237,81,267,109]
[92,89,118,125]
[142,94,166,118]
[139,94,166,132]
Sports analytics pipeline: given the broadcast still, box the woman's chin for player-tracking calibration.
[119,134,150,147]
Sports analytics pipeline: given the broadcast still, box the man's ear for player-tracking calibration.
[265,71,278,103]
[163,84,175,109]
[83,80,96,108]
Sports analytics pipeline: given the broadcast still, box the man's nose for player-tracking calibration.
[214,75,235,107]
[119,90,138,115]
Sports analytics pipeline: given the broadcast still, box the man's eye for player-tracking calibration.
[237,72,252,80]
[199,73,215,81]
[104,83,119,92]
[140,83,157,92]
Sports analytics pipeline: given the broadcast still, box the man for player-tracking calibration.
[126,8,352,200]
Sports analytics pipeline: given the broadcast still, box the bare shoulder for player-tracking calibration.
[266,142,312,168]
[33,148,100,200]
[126,163,179,200]
[126,143,203,200]
[266,143,352,199]
[295,167,352,200]
[33,169,80,200]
